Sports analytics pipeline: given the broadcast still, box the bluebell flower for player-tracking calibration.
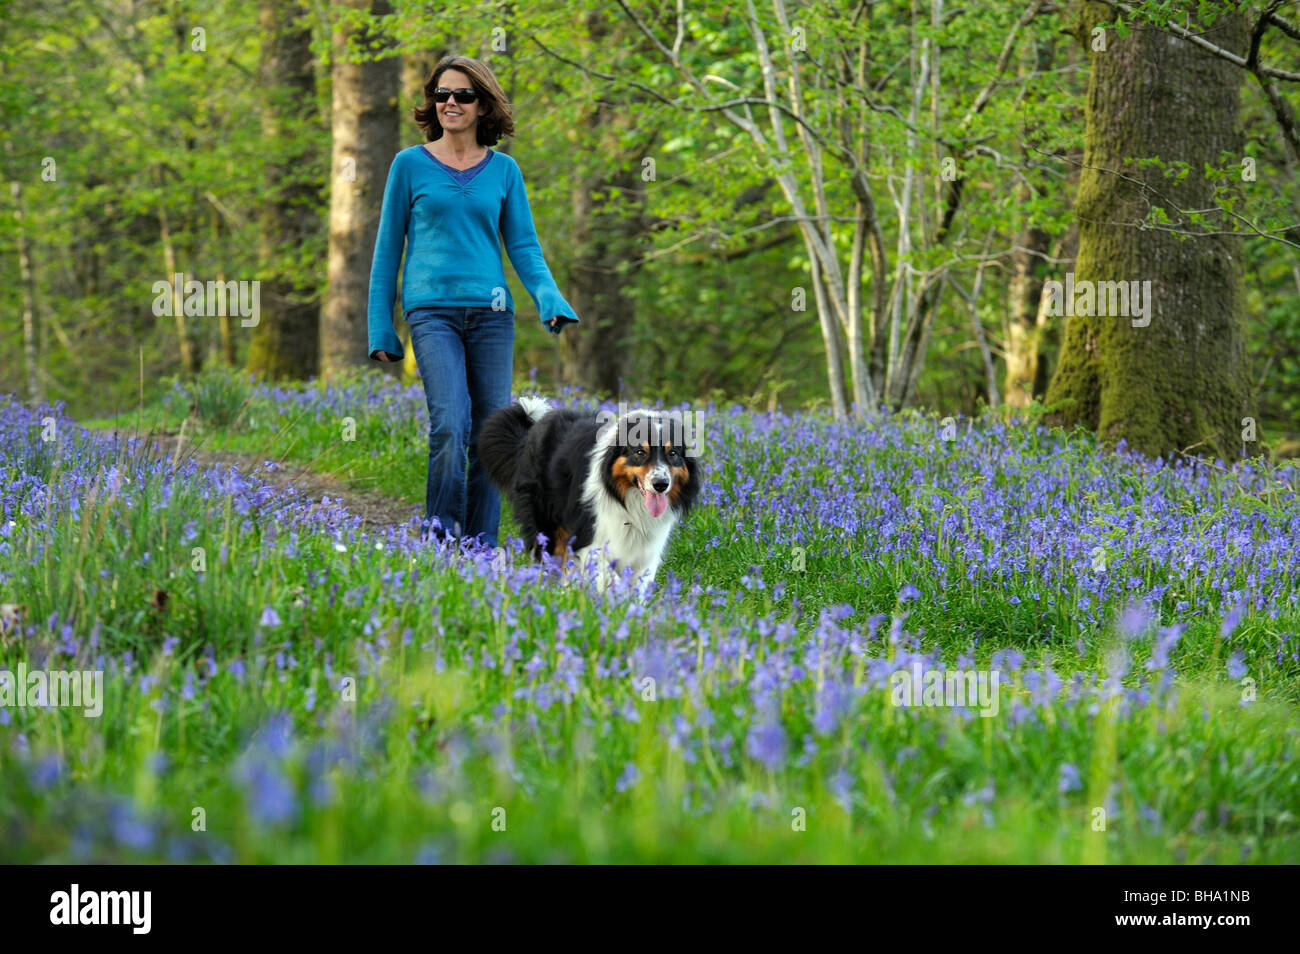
[1058,762,1082,794]
[615,762,641,793]
[746,719,787,771]
[415,841,443,865]
[813,678,852,736]
[108,801,156,852]
[234,756,296,827]
[1226,653,1247,680]
[1118,603,1154,642]
[1220,604,1246,639]
[30,754,63,790]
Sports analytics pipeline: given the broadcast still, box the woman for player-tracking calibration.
[367,55,578,548]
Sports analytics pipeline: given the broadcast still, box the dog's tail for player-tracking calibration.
[477,396,553,489]
[517,395,553,423]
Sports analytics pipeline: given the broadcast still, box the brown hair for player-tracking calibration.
[413,55,515,146]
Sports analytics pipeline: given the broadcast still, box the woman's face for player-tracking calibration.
[437,69,480,135]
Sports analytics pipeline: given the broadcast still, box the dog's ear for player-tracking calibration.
[673,454,702,516]
[600,441,633,511]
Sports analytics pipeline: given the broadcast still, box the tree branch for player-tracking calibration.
[1110,0,1300,81]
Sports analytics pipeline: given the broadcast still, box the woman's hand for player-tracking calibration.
[373,350,400,362]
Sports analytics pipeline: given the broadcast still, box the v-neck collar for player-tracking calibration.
[420,144,493,179]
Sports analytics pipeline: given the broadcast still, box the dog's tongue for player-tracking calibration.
[641,484,668,518]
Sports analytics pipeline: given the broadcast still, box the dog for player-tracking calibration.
[477,397,700,594]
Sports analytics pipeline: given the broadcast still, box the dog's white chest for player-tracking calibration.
[575,504,676,593]
[597,513,672,568]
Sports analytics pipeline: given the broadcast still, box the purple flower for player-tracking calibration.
[309,774,337,807]
[1059,762,1082,794]
[234,756,296,827]
[256,713,295,757]
[30,754,63,790]
[1220,604,1247,639]
[415,841,443,865]
[746,719,787,771]
[1226,653,1247,680]
[108,801,156,852]
[615,762,641,793]
[1118,603,1154,642]
[259,605,282,627]
[829,767,853,810]
[813,678,852,735]
[962,783,995,806]
[1145,624,1185,673]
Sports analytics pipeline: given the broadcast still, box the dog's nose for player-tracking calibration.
[652,477,669,493]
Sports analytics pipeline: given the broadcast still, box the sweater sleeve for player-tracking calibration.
[500,160,580,333]
[366,151,409,360]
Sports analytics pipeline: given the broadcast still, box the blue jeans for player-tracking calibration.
[406,306,514,547]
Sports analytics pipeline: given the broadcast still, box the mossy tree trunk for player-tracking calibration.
[1045,2,1257,460]
[248,0,321,380]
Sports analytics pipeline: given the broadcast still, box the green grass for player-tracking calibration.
[6,375,1298,863]
[85,371,428,505]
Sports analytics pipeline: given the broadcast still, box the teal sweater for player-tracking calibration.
[367,145,579,360]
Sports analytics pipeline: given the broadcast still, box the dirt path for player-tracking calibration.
[117,428,422,531]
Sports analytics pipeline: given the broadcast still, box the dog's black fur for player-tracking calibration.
[478,400,700,569]
[479,404,599,556]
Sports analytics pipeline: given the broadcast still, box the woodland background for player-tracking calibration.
[2,0,1298,459]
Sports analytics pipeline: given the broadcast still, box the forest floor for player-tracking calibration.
[102,423,422,532]
[9,375,1295,863]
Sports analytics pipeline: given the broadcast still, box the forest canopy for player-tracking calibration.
[2,0,1298,459]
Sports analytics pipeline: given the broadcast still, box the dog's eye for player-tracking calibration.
[631,448,647,461]
[667,449,681,463]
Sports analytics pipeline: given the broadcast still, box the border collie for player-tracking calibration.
[478,397,701,593]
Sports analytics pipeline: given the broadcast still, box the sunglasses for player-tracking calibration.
[433,87,479,105]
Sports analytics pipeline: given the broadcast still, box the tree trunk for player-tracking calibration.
[562,142,640,394]
[810,247,849,417]
[1004,34,1058,408]
[212,207,236,367]
[11,181,43,403]
[563,163,639,399]
[1045,2,1256,460]
[1033,222,1076,399]
[1004,212,1052,407]
[557,11,644,398]
[159,202,198,375]
[320,0,401,378]
[248,0,321,380]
